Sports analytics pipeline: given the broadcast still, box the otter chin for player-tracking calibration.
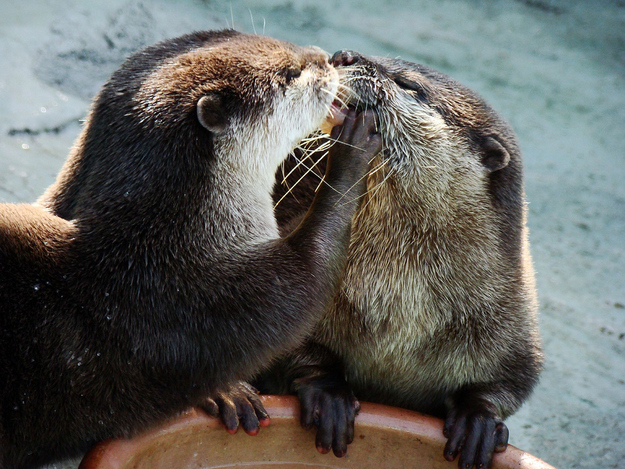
[0,31,382,469]
[259,50,543,469]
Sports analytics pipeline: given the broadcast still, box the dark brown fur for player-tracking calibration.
[0,33,381,469]
[256,51,543,469]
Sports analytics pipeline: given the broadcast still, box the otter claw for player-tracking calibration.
[295,373,359,458]
[443,410,508,469]
[199,381,269,436]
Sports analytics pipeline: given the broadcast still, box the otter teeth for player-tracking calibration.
[327,101,349,126]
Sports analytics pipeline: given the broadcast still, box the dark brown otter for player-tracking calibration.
[0,32,381,469]
[257,50,543,469]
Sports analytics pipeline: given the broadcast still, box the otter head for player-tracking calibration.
[133,32,337,186]
[48,31,337,221]
[329,50,521,221]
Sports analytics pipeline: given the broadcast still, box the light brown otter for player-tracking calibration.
[0,32,381,469]
[258,50,543,469]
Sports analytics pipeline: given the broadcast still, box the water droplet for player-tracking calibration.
[106,315,112,321]
[13,406,18,410]
[40,107,47,113]
[99,420,104,425]
[62,275,67,280]
[33,284,40,291]
[124,191,130,197]
[77,361,82,366]
[96,352,101,357]
[21,143,29,150]
[105,292,109,297]
[43,241,48,246]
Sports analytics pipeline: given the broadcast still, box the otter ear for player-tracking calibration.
[481,136,510,173]
[197,94,228,134]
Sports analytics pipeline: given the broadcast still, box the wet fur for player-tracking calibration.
[259,53,543,465]
[0,31,373,469]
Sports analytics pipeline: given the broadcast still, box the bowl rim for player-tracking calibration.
[79,395,556,469]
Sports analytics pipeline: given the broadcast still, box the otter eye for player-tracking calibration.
[285,65,302,84]
[392,74,425,96]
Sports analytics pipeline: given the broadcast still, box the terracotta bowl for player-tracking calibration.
[79,395,554,469]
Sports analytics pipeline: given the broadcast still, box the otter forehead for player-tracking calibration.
[148,36,327,93]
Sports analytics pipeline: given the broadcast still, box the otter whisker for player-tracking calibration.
[292,150,330,182]
[284,148,322,183]
[367,156,390,176]
[280,138,336,194]
[333,151,388,208]
[274,150,334,209]
[336,80,354,92]
[325,91,351,111]
[335,85,354,107]
[332,181,376,210]
[280,170,300,205]
[319,87,337,100]
[323,136,368,152]
[340,75,368,86]
[298,130,330,145]
[314,174,326,193]
[249,9,257,35]
[279,134,330,206]
[288,136,335,183]
[358,165,396,213]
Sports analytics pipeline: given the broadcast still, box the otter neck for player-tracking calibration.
[69,143,280,255]
[204,164,280,251]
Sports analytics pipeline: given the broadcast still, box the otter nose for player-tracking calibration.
[331,50,359,67]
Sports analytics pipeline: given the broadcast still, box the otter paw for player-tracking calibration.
[198,381,270,435]
[295,375,360,457]
[330,109,381,160]
[443,409,508,469]
[326,109,382,183]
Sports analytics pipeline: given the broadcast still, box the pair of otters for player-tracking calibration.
[0,30,542,469]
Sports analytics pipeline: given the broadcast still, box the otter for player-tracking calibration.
[257,50,543,469]
[0,32,381,469]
